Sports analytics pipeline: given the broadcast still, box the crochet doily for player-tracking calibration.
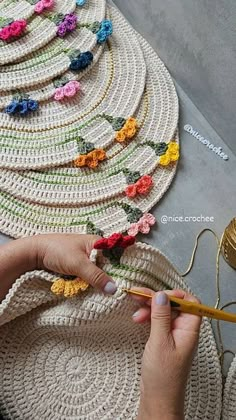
[0,4,179,238]
[0,0,106,91]
[0,243,222,419]
[0,0,77,65]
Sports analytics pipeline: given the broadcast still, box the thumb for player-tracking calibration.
[78,255,117,295]
[149,292,172,347]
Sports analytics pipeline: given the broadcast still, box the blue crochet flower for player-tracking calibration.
[96,29,108,44]
[4,97,39,116]
[69,51,93,71]
[4,100,19,114]
[101,20,113,36]
[96,20,113,44]
[76,0,86,5]
[28,99,39,111]
[19,100,29,116]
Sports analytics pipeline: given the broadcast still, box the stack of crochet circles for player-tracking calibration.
[0,0,179,239]
[0,2,224,419]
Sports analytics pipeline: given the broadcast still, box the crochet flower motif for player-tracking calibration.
[115,117,138,143]
[0,19,27,41]
[94,233,136,264]
[51,278,89,298]
[69,50,94,72]
[128,213,156,236]
[54,80,80,101]
[94,233,135,250]
[125,175,153,198]
[34,0,54,13]
[159,141,179,166]
[74,149,106,168]
[5,94,38,116]
[90,19,113,44]
[56,13,77,37]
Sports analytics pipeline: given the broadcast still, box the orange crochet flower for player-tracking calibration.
[74,148,106,168]
[115,117,138,143]
[115,129,126,143]
[74,154,87,167]
[86,155,98,168]
[92,148,106,161]
[125,117,138,130]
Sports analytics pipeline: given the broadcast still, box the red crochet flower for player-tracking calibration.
[121,235,136,248]
[125,184,137,198]
[136,175,153,194]
[125,175,153,198]
[107,233,124,248]
[94,233,135,250]
[93,237,110,249]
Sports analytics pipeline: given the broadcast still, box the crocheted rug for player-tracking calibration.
[0,243,222,419]
[223,355,236,419]
[0,3,179,238]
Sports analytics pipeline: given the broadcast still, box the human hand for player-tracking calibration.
[34,233,117,294]
[0,234,117,302]
[131,288,201,420]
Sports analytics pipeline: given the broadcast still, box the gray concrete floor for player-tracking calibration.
[0,2,236,377]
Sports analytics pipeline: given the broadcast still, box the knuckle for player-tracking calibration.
[90,270,105,288]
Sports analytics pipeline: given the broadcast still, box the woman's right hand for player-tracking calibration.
[131,288,202,420]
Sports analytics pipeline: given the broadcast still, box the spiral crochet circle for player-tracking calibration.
[0,243,222,419]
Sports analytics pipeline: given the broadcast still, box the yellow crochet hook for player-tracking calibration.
[122,288,236,323]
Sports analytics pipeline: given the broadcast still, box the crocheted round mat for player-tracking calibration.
[0,5,179,238]
[0,243,222,419]
[0,0,106,90]
[222,356,236,419]
[0,0,77,65]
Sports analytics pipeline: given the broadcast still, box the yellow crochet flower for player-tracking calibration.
[159,141,179,166]
[159,153,171,166]
[51,278,89,298]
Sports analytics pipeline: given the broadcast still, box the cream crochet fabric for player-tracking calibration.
[0,0,77,65]
[0,243,222,419]
[222,355,236,419]
[0,4,179,239]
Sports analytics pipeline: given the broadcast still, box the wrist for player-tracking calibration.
[0,236,39,302]
[138,396,184,420]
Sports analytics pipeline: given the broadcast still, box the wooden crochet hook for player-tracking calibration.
[122,288,236,323]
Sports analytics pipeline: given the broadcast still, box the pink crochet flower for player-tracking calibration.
[42,0,54,7]
[19,20,27,30]
[35,0,54,12]
[128,213,156,236]
[63,81,77,97]
[0,27,11,40]
[9,21,24,37]
[69,80,81,91]
[34,1,44,13]
[54,87,65,101]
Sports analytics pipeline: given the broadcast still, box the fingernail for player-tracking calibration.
[155,292,168,306]
[132,310,140,318]
[104,281,117,295]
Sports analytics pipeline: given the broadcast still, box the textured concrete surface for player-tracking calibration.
[113,0,236,155]
[0,2,236,377]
